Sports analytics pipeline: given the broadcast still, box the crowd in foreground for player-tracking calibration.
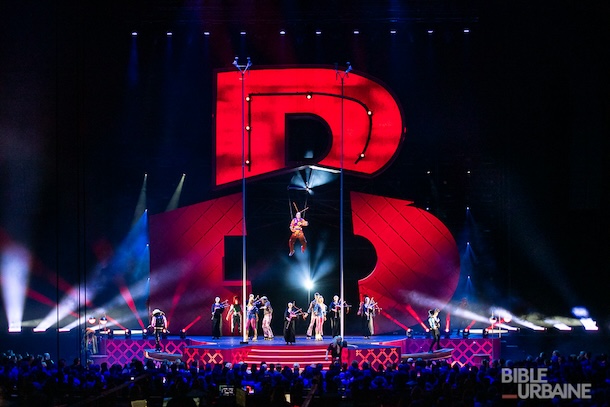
[1,349,609,406]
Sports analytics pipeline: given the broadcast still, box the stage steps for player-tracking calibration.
[243,345,331,368]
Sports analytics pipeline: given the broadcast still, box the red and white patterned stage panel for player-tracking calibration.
[101,337,499,368]
[379,338,500,366]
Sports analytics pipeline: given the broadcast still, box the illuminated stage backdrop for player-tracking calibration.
[149,194,250,335]
[215,67,405,185]
[150,67,459,335]
[352,192,460,333]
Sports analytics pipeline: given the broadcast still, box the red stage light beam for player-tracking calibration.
[118,279,145,329]
[405,304,428,330]
[182,315,202,332]
[105,315,127,330]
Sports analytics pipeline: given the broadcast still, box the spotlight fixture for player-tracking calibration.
[245,96,251,102]
[87,316,97,325]
[353,30,360,34]
[131,31,138,37]
[107,329,114,339]
[462,329,470,339]
[180,329,187,339]
[390,29,397,34]
[279,30,286,35]
[427,29,434,35]
[203,31,210,36]
[125,329,131,339]
[315,30,322,35]
[360,153,365,158]
[142,329,149,339]
[245,159,250,165]
[444,329,451,339]
[306,93,312,100]
[240,31,246,36]
[245,125,251,131]
[482,329,489,338]
[464,28,470,33]
[406,328,413,339]
[367,110,372,116]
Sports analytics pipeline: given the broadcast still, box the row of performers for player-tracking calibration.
[211,293,381,344]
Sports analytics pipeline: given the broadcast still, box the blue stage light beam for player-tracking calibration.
[1,245,31,332]
[289,168,339,195]
[165,174,185,211]
[34,286,91,332]
[305,167,338,189]
[133,173,147,227]
[128,32,139,88]
[400,290,503,326]
[289,173,307,189]
[35,212,149,332]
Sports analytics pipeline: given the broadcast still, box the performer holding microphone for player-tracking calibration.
[246,294,259,341]
[313,295,327,341]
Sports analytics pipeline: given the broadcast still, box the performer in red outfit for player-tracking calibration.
[288,212,309,256]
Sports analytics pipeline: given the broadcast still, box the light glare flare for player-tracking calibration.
[2,245,31,333]
[580,318,599,331]
[572,306,589,318]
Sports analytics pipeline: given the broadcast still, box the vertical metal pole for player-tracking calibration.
[339,74,345,339]
[241,69,248,344]
[232,58,251,343]
[237,58,252,343]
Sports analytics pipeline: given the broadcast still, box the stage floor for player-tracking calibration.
[99,334,500,368]
[177,335,409,348]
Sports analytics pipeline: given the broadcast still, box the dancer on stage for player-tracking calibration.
[284,302,300,345]
[211,297,227,339]
[226,295,242,336]
[260,296,274,340]
[149,308,167,352]
[288,211,309,256]
[428,308,442,352]
[357,295,374,339]
[305,292,320,339]
[313,295,327,341]
[246,295,259,341]
[325,335,347,365]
